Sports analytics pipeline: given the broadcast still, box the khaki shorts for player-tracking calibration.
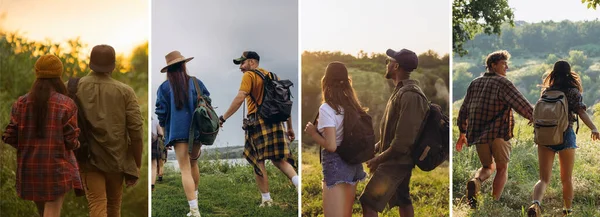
[476,138,511,167]
[359,163,413,212]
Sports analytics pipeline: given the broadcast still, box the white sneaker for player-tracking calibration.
[188,208,201,217]
[259,199,273,207]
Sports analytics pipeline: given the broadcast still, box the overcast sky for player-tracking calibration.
[151,0,298,148]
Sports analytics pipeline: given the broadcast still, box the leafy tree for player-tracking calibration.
[453,0,514,56]
[582,0,600,9]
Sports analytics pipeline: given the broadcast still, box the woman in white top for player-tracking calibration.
[305,61,367,217]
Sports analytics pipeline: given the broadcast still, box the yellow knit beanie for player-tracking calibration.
[35,54,63,78]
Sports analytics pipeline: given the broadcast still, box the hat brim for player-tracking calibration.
[386,49,397,58]
[233,57,247,65]
[160,57,194,73]
[90,62,116,73]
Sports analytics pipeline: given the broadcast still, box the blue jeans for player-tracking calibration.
[543,127,577,152]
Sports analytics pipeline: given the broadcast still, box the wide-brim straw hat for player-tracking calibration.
[160,51,193,73]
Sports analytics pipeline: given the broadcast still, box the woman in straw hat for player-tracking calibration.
[155,51,210,217]
[305,62,367,217]
[2,54,83,217]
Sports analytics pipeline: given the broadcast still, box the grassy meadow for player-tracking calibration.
[151,159,298,217]
[451,101,600,217]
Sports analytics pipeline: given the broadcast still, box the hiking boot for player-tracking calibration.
[259,199,273,207]
[562,209,573,216]
[466,178,481,209]
[527,202,542,217]
[188,208,201,217]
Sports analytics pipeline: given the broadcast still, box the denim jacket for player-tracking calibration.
[155,77,210,146]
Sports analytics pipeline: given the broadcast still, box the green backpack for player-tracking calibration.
[188,77,220,152]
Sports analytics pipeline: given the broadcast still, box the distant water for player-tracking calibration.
[164,150,247,171]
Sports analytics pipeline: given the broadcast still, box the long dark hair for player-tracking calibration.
[166,62,190,110]
[29,78,68,138]
[321,62,367,114]
[542,60,583,93]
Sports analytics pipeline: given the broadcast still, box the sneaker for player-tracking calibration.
[158,176,163,182]
[562,209,573,216]
[466,178,481,209]
[259,199,273,207]
[188,208,201,217]
[527,202,542,217]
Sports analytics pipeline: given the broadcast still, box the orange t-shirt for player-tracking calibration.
[239,68,275,114]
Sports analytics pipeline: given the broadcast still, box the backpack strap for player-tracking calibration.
[67,77,92,161]
[188,77,202,154]
[247,69,271,112]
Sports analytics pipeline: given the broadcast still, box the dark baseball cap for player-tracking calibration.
[233,51,260,65]
[386,48,418,72]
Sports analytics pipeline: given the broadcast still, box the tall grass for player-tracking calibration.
[301,145,449,217]
[452,103,600,216]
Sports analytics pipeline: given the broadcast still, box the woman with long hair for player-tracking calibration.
[305,62,367,217]
[527,60,600,216]
[2,54,82,217]
[155,51,210,217]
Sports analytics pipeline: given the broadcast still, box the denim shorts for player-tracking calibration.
[543,127,578,152]
[321,149,366,188]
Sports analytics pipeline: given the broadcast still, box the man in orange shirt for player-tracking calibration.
[220,51,298,207]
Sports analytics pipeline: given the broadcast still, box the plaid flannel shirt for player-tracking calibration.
[2,92,82,201]
[457,73,534,145]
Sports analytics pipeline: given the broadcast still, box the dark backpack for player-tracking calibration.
[188,77,220,150]
[315,106,375,165]
[249,70,293,123]
[402,88,449,171]
[66,77,91,162]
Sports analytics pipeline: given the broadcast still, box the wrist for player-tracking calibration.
[219,115,226,123]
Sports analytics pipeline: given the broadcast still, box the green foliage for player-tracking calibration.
[301,145,449,217]
[452,102,600,216]
[0,32,148,217]
[459,20,600,59]
[582,0,600,9]
[302,51,449,144]
[453,0,515,56]
[152,160,298,217]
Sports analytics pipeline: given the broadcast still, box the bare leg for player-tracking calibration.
[492,162,508,200]
[532,146,555,201]
[322,182,355,217]
[558,148,575,209]
[174,142,196,200]
[42,193,66,217]
[254,161,269,194]
[272,160,297,179]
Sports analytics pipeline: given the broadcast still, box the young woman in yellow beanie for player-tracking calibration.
[2,54,83,217]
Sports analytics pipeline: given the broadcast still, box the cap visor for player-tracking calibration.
[386,49,396,58]
[233,57,246,65]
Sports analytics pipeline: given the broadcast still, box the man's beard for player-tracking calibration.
[385,70,393,79]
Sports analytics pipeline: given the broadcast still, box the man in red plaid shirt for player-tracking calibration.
[456,50,534,208]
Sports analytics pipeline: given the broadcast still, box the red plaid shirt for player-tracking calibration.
[457,73,534,145]
[2,91,82,201]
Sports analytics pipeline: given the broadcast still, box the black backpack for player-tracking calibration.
[402,88,449,171]
[315,106,375,165]
[67,77,92,163]
[249,70,293,123]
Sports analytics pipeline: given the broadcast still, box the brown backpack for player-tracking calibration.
[533,90,570,146]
